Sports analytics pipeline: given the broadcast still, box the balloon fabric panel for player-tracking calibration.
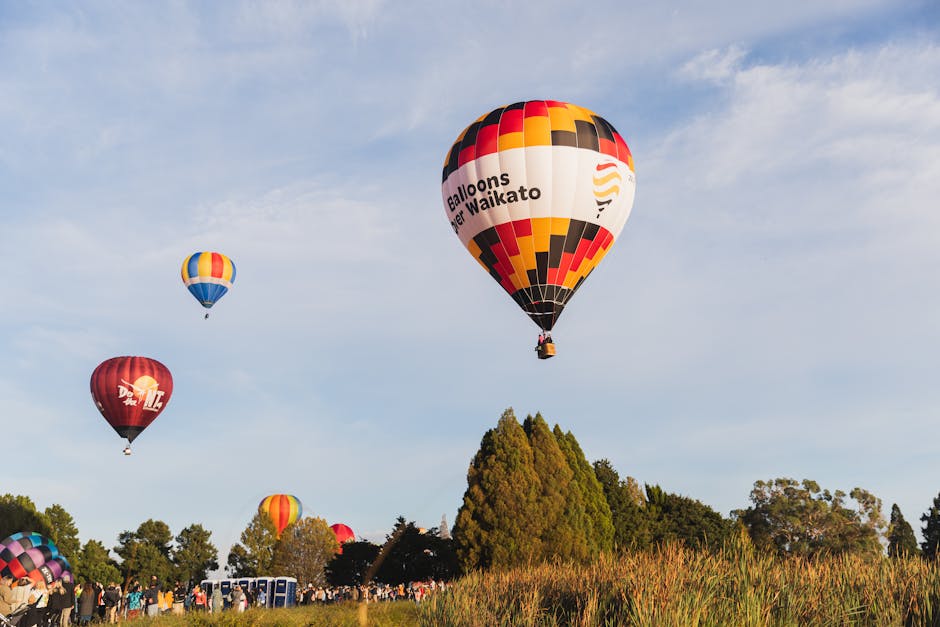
[90,356,173,444]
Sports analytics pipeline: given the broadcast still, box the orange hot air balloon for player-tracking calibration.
[258,495,302,538]
[330,523,355,553]
[442,100,636,358]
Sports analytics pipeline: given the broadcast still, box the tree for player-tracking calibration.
[226,513,277,577]
[325,541,381,586]
[173,524,218,585]
[271,517,338,586]
[523,414,577,560]
[734,478,885,557]
[79,539,121,585]
[44,504,82,571]
[453,408,542,571]
[921,492,940,561]
[373,518,459,585]
[887,503,919,558]
[593,459,652,550]
[646,485,730,549]
[114,520,175,585]
[554,427,614,556]
[0,494,53,540]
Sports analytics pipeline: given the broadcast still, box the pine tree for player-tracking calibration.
[453,408,542,571]
[523,413,578,560]
[887,503,919,558]
[593,459,652,550]
[554,427,614,556]
[921,492,940,560]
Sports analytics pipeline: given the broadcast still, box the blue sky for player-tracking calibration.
[2,0,939,567]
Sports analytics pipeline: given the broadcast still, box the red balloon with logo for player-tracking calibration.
[90,356,173,451]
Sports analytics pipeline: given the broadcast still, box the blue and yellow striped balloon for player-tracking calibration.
[181,252,236,309]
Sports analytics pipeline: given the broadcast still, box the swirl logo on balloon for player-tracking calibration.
[593,161,622,218]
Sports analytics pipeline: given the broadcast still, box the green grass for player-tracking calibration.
[123,602,421,627]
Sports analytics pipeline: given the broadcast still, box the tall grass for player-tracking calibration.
[419,542,940,626]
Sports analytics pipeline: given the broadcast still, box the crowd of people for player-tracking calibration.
[2,573,447,625]
[295,580,446,605]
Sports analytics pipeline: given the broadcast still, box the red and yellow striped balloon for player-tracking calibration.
[258,494,302,538]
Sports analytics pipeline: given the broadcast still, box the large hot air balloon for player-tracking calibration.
[259,494,302,538]
[0,532,72,584]
[442,100,636,358]
[329,523,355,553]
[90,356,173,455]
[181,252,236,318]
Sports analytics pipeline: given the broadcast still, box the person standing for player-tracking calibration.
[77,582,96,625]
[103,583,121,624]
[210,585,223,613]
[229,585,245,613]
[172,581,185,615]
[144,577,161,617]
[191,585,207,612]
[126,584,143,619]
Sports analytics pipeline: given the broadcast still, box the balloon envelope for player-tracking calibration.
[442,100,636,332]
[0,532,70,584]
[90,356,173,444]
[259,494,302,538]
[181,252,236,309]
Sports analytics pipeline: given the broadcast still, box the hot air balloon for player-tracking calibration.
[0,533,72,584]
[259,495,302,539]
[329,523,355,553]
[442,100,636,358]
[90,356,173,455]
[181,252,236,318]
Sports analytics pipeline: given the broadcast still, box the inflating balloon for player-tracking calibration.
[330,523,355,553]
[442,100,636,358]
[0,532,71,584]
[181,252,236,318]
[259,494,302,538]
[90,356,173,454]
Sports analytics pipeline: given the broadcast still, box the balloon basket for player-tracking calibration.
[536,341,556,360]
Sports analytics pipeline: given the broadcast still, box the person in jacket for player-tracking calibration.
[58,574,75,627]
[77,582,96,625]
[210,585,223,613]
[191,585,207,612]
[46,580,70,626]
[103,583,121,624]
[0,575,16,615]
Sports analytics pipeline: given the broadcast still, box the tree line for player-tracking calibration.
[6,408,940,584]
[0,495,218,585]
[451,408,940,571]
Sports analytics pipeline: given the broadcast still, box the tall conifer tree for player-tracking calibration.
[554,427,614,555]
[453,408,542,571]
[524,413,579,560]
[887,503,919,558]
[921,492,940,560]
